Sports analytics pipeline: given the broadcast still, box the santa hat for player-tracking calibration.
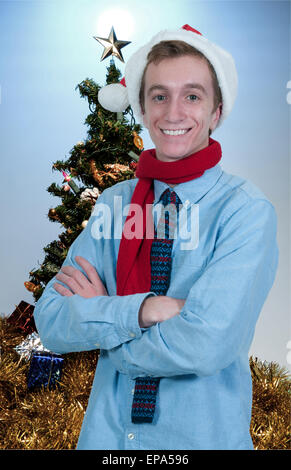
[98,24,238,126]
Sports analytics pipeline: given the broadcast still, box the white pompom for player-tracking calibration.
[98,83,129,112]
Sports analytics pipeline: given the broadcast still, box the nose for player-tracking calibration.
[165,96,185,123]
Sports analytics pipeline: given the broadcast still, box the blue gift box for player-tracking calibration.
[27,351,64,391]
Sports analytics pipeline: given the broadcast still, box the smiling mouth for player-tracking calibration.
[161,128,191,136]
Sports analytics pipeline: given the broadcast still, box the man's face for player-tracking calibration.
[142,55,221,162]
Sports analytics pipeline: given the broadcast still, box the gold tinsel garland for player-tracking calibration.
[0,317,290,450]
[0,318,98,449]
[249,356,291,450]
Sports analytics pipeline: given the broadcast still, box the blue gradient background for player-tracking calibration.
[0,0,290,370]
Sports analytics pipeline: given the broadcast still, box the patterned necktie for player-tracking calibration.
[131,188,182,423]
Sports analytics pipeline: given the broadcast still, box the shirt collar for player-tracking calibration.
[153,164,223,206]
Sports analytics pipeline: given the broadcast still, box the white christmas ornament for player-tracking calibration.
[81,220,88,228]
[80,187,100,201]
[98,82,129,112]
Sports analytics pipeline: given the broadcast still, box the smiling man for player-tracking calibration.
[34,25,278,450]
[141,51,221,162]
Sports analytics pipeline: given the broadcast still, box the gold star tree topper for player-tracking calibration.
[93,26,131,63]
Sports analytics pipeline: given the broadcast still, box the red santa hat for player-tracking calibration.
[98,25,238,126]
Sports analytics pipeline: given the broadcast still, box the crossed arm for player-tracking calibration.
[35,196,278,378]
[54,255,185,328]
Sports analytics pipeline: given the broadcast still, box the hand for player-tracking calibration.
[139,295,185,328]
[54,256,108,298]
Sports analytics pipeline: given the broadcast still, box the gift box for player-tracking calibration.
[7,301,36,335]
[27,351,64,391]
[15,332,51,361]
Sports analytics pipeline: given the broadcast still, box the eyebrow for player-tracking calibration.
[147,83,207,96]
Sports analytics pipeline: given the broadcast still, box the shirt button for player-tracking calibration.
[131,388,135,395]
[129,332,135,338]
[128,433,135,440]
[95,343,100,347]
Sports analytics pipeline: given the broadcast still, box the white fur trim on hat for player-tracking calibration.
[98,25,238,126]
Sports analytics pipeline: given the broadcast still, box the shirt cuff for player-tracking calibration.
[115,292,157,344]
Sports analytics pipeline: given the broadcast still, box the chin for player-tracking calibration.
[156,133,209,161]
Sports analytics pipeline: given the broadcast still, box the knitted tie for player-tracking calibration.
[131,188,182,423]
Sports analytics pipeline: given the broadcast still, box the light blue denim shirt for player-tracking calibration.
[33,164,278,450]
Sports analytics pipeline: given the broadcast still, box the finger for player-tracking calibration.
[61,265,90,288]
[55,272,83,294]
[53,282,73,297]
[75,256,103,286]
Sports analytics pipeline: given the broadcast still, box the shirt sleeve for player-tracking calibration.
[33,190,153,355]
[107,198,279,378]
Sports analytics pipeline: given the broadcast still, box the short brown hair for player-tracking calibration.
[139,40,222,114]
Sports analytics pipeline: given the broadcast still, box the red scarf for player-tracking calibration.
[116,138,221,295]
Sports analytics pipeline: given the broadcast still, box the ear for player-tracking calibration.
[210,103,222,131]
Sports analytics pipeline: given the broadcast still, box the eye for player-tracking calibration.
[153,94,166,102]
[187,94,199,101]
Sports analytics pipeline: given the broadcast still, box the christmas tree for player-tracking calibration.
[1,29,290,450]
[26,59,142,302]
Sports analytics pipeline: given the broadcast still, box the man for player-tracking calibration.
[34,25,278,450]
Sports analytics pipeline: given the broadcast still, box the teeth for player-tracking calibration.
[162,129,188,136]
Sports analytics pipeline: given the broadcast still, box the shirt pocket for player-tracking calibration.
[170,254,207,297]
